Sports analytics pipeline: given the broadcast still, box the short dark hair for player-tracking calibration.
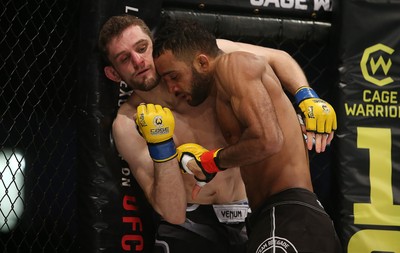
[98,14,152,64]
[153,18,220,62]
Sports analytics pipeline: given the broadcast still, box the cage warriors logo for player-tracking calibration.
[360,43,394,87]
[344,43,399,119]
[250,0,332,11]
[151,116,170,135]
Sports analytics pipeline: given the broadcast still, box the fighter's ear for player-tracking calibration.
[194,54,210,73]
[104,66,122,83]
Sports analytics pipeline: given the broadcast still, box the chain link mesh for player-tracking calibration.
[1,0,80,252]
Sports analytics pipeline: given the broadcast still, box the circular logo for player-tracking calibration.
[256,237,298,253]
[153,116,163,127]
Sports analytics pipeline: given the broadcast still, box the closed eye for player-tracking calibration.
[169,73,178,80]
[137,44,147,53]
[116,53,130,64]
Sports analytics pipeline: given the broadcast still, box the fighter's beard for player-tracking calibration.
[188,66,212,106]
[134,74,161,92]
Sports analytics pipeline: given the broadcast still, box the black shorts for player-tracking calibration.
[246,188,342,253]
[154,201,249,253]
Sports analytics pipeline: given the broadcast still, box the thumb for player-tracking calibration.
[191,183,204,200]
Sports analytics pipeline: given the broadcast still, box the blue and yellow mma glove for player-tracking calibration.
[294,86,337,133]
[177,143,225,184]
[136,103,177,162]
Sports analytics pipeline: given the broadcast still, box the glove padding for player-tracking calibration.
[136,103,177,162]
[177,143,225,184]
[295,87,337,133]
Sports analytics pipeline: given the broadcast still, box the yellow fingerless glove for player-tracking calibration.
[136,103,177,162]
[295,87,337,133]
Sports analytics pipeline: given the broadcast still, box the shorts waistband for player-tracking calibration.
[212,201,250,224]
[248,188,327,227]
[186,200,249,224]
[186,199,249,212]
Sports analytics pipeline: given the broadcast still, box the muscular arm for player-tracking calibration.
[112,102,186,224]
[215,52,284,168]
[217,39,335,152]
[217,39,308,95]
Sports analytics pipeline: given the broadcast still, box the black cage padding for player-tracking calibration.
[162,9,331,43]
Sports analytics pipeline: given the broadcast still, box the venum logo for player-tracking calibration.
[360,43,394,87]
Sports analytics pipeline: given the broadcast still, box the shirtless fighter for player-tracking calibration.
[98,15,337,252]
[150,18,341,252]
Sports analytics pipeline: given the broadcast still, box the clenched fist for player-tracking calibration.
[136,103,177,162]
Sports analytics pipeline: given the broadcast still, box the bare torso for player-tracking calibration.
[172,99,247,204]
[214,52,313,210]
[118,86,246,206]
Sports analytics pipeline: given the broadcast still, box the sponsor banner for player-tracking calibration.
[163,0,333,20]
[336,0,400,252]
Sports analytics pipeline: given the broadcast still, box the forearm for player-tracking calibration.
[135,103,187,223]
[124,153,188,224]
[175,130,283,182]
[217,130,283,169]
[269,50,310,95]
[151,160,187,224]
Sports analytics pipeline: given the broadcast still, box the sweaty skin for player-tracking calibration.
[113,84,247,219]
[155,50,313,210]
[105,26,246,222]
[215,52,313,209]
[102,21,331,223]
[216,39,333,152]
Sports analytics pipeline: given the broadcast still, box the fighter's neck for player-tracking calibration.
[133,84,216,115]
[134,84,183,109]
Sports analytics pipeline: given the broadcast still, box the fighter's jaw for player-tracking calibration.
[174,91,189,100]
[132,66,160,89]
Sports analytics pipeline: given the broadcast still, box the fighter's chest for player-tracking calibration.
[173,109,226,148]
[215,101,242,145]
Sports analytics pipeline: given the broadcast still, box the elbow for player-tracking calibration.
[169,216,186,225]
[273,49,292,61]
[157,202,187,224]
[259,129,284,157]
[281,50,292,60]
[271,128,284,154]
[273,132,284,154]
[162,210,186,225]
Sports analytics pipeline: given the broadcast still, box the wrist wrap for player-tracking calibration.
[200,148,225,173]
[294,87,319,104]
[148,139,177,163]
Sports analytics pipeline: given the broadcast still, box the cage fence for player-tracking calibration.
[1,1,336,252]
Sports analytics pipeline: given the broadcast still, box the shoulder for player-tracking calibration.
[112,96,138,137]
[221,51,264,67]
[216,39,239,53]
[117,95,138,119]
[217,51,266,79]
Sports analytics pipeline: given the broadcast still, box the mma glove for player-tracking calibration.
[294,86,337,133]
[136,103,177,162]
[177,143,225,184]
